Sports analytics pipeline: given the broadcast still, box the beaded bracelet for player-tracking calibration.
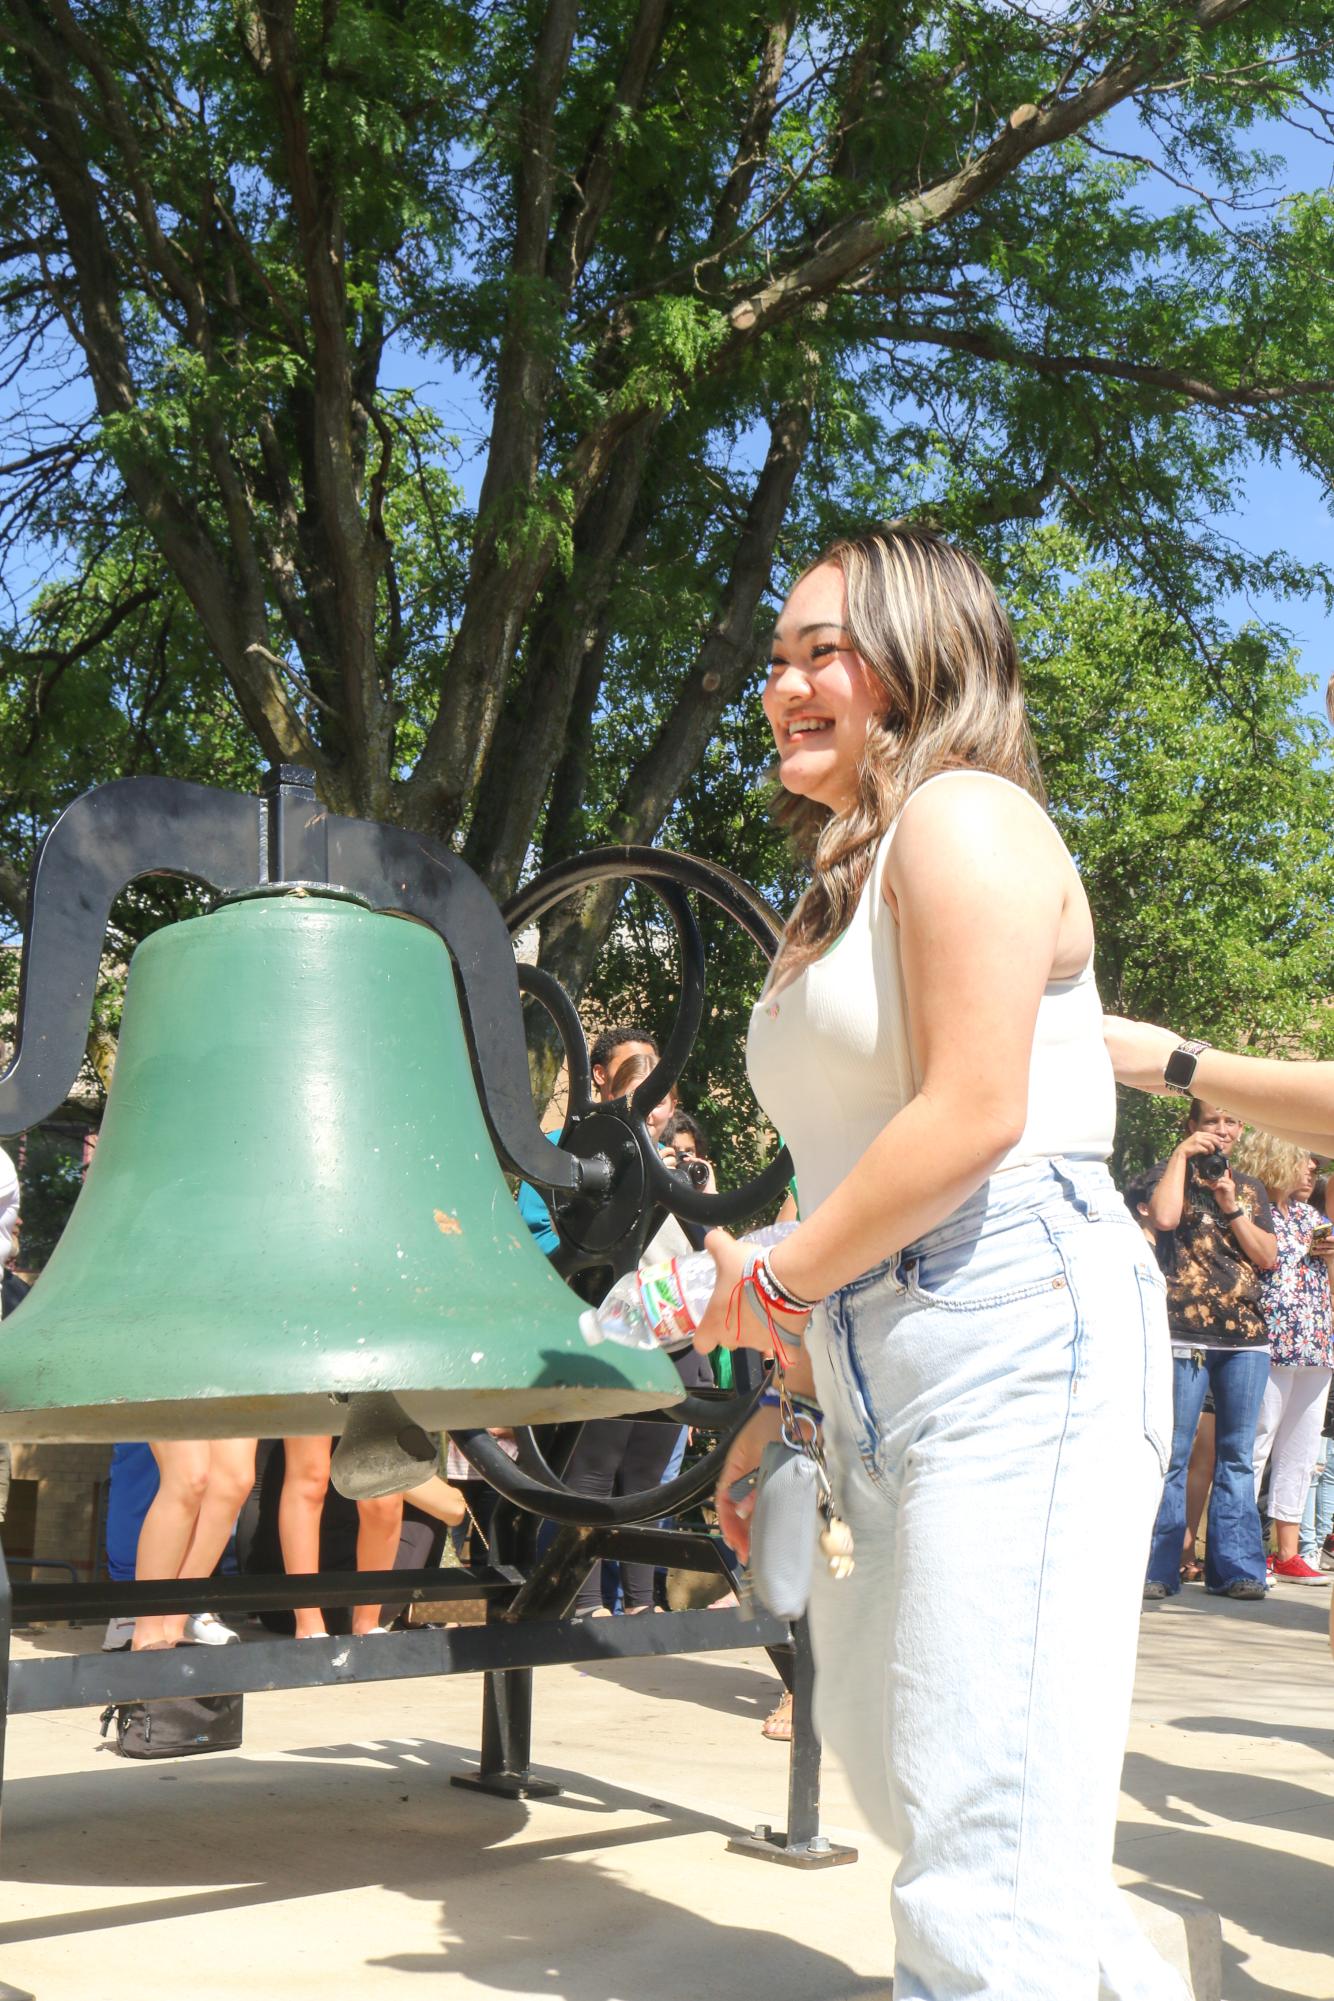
[752,1251,818,1317]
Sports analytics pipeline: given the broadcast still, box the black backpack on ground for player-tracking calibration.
[100,1692,244,1759]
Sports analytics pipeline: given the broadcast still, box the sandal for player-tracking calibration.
[761,1690,793,1741]
[1181,1559,1204,1583]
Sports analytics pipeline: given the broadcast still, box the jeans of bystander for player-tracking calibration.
[1144,1348,1269,1594]
[1299,1436,1334,1561]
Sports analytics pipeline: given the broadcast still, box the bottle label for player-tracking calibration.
[635,1261,696,1346]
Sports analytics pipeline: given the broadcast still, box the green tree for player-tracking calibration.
[1018,529,1334,1175]
[4,0,1334,1151]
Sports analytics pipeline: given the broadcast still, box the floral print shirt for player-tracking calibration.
[1259,1200,1334,1368]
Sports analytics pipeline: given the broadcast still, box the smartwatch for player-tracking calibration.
[1163,1037,1211,1097]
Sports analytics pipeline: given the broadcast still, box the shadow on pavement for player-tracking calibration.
[573,1650,783,1722]
[1168,1713,1334,1758]
[0,1734,886,2001]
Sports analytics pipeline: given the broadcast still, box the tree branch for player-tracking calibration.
[536,395,813,1001]
[875,318,1334,409]
[705,9,796,251]
[550,0,671,294]
[462,415,662,893]
[403,0,579,832]
[720,0,1263,342]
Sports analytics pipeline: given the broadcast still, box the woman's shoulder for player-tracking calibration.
[886,769,1067,884]
[894,768,1053,839]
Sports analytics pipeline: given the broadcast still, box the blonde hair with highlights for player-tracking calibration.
[1231,1129,1312,1204]
[770,524,1044,985]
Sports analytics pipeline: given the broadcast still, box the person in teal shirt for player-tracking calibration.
[516,1025,659,1256]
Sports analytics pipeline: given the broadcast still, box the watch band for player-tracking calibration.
[1163,1037,1211,1097]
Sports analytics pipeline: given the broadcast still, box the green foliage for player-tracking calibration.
[1015,529,1334,1177]
[4,0,1334,1203]
[12,1126,85,1272]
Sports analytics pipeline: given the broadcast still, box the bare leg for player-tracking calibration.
[159,1437,259,1640]
[280,1436,333,1637]
[1183,1411,1215,1566]
[396,1475,467,1528]
[132,1441,210,1650]
[352,1495,403,1633]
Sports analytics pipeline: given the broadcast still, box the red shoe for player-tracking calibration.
[1270,1554,1330,1586]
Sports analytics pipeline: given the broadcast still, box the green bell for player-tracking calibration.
[0,891,681,1441]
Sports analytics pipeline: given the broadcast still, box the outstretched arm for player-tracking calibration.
[1105,1017,1334,1152]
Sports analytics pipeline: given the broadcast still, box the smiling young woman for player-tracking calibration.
[695,525,1188,2001]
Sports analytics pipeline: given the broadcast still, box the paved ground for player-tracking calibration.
[0,1586,1329,2001]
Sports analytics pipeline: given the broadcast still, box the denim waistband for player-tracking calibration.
[901,1154,1120,1263]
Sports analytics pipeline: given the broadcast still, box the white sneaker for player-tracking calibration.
[183,1611,240,1646]
[102,1616,135,1652]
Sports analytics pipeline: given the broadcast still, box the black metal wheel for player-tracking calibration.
[452,845,793,1525]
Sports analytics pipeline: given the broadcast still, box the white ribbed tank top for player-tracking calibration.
[746,772,1116,1215]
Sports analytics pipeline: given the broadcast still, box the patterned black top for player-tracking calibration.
[1124,1161,1274,1351]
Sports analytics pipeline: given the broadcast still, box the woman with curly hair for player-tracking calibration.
[1231,1130,1334,1585]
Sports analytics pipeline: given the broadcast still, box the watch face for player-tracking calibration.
[1164,1047,1197,1090]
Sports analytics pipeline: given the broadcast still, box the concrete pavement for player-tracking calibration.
[0,1586,1329,2001]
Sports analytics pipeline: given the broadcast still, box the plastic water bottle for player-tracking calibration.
[579,1222,798,1350]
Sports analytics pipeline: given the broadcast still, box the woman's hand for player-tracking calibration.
[714,1404,783,1564]
[693,1228,754,1352]
[692,1228,811,1357]
[1103,1015,1180,1095]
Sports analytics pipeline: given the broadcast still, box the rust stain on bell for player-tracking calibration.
[434,1209,463,1236]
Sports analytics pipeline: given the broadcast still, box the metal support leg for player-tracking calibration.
[0,1532,11,1841]
[727,1617,857,1868]
[0,1535,34,1998]
[450,1664,561,1801]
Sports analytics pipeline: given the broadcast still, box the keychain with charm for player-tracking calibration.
[778,1374,855,1583]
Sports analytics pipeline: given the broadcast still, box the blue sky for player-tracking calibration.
[1101,102,1334,727]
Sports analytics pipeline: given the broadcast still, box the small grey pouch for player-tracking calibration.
[747,1436,822,1620]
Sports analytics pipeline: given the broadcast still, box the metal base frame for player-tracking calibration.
[0,1525,849,1872]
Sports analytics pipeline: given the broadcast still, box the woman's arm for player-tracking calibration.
[695,781,1074,1348]
[1105,1017,1334,1152]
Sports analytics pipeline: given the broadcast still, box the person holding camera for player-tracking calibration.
[1130,1100,1277,1600]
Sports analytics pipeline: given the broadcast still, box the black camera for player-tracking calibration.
[1194,1151,1229,1184]
[681,1155,710,1190]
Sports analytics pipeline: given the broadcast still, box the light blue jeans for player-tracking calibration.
[806,1158,1185,2001]
[1299,1435,1334,1560]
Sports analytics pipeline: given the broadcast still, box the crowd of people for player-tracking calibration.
[1128,1101,1334,1599]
